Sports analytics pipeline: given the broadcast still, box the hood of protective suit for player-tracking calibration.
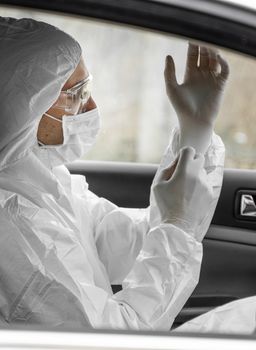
[0,17,82,171]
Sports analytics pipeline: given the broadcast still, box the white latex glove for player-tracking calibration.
[153,146,213,235]
[164,43,229,154]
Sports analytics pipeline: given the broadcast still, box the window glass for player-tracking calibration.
[1,6,256,169]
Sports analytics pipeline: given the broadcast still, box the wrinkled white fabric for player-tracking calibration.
[0,17,225,330]
[35,108,101,168]
[175,296,256,335]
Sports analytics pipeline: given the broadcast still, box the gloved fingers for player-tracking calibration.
[200,168,214,197]
[194,152,205,166]
[158,147,197,183]
[164,55,178,94]
[185,43,199,80]
[174,146,196,173]
[186,43,199,69]
[190,152,205,176]
[208,48,219,73]
[198,164,208,183]
[217,54,230,82]
[158,158,179,182]
[199,46,209,69]
[175,147,205,177]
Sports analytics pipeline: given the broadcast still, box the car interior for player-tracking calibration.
[1,0,256,338]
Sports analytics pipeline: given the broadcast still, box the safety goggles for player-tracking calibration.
[52,74,93,114]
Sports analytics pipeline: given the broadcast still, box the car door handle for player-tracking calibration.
[240,194,256,216]
[235,190,256,221]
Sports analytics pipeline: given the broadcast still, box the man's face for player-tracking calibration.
[37,57,96,146]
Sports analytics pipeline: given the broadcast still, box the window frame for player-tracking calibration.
[1,0,256,58]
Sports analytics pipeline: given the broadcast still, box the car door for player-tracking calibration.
[2,0,256,331]
[62,0,256,329]
[67,164,256,328]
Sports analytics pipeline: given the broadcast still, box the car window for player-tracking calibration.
[1,5,256,169]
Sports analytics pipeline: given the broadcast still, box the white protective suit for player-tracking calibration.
[176,296,256,335]
[0,17,225,330]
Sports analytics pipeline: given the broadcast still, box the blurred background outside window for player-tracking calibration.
[1,6,256,169]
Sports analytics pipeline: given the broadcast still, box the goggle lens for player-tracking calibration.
[52,74,92,114]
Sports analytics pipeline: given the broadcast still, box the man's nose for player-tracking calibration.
[81,96,97,112]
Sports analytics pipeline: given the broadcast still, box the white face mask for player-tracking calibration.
[34,108,100,168]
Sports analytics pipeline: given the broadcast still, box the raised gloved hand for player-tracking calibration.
[153,146,213,235]
[164,43,229,154]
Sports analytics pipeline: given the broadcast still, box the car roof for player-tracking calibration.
[218,0,256,11]
[1,0,256,57]
[148,0,256,23]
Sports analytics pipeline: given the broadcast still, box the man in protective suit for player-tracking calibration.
[0,17,228,330]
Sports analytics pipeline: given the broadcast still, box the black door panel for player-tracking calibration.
[68,160,256,326]
[68,160,154,208]
[207,225,256,246]
[197,238,256,299]
[174,236,256,326]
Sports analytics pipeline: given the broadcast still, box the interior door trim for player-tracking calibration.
[207,224,256,246]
